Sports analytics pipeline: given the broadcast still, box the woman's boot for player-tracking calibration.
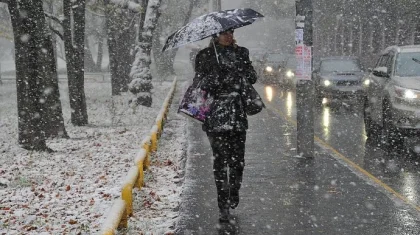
[230,190,239,209]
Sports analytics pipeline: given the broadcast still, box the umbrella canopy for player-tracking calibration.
[162,8,264,52]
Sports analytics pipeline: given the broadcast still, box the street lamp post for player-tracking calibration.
[295,0,314,158]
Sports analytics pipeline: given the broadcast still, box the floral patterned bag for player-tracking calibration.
[178,80,213,123]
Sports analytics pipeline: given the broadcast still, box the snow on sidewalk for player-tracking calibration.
[0,78,186,234]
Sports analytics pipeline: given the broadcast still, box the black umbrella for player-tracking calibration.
[162,8,264,52]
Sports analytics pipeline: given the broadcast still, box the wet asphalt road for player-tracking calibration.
[263,85,420,210]
[175,83,420,235]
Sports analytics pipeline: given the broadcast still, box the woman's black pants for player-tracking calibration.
[206,131,246,210]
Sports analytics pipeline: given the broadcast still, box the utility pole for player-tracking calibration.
[295,0,314,158]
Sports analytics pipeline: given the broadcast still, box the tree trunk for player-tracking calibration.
[129,0,162,107]
[63,0,88,126]
[415,9,420,45]
[415,22,420,44]
[84,37,97,73]
[42,1,69,138]
[368,23,374,53]
[333,19,339,54]
[105,8,121,95]
[348,26,353,55]
[340,24,345,55]
[96,37,104,72]
[8,0,48,150]
[139,0,149,37]
[409,19,416,45]
[47,3,59,72]
[394,10,401,46]
[105,6,135,95]
[358,18,363,56]
[41,27,69,139]
[119,22,136,92]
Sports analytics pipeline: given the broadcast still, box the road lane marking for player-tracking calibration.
[266,103,420,212]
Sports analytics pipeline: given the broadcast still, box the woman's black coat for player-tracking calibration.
[194,43,258,133]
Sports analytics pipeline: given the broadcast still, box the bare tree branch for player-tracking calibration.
[124,13,140,31]
[44,12,63,27]
[49,25,63,40]
[86,7,106,17]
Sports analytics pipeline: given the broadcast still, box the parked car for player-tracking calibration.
[260,53,295,88]
[313,56,367,106]
[363,45,420,148]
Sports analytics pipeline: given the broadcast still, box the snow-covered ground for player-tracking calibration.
[0,77,187,234]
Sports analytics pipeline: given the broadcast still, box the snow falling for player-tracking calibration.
[1,0,420,234]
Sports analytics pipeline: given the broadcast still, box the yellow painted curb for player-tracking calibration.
[100,199,127,234]
[134,149,147,189]
[150,125,158,152]
[121,166,139,217]
[141,136,151,169]
[100,77,177,234]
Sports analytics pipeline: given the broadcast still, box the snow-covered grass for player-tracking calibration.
[0,77,186,234]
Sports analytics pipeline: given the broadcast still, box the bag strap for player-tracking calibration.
[212,40,220,64]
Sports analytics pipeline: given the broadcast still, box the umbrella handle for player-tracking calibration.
[212,40,220,64]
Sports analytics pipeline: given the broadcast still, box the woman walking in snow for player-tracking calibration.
[193,28,258,223]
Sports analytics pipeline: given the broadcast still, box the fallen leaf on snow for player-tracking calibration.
[23,225,38,231]
[163,159,173,166]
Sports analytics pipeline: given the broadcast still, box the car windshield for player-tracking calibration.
[320,60,361,72]
[395,52,420,77]
[265,54,286,62]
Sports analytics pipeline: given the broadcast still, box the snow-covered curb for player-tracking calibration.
[100,79,177,234]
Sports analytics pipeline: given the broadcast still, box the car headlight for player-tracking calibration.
[363,79,370,86]
[323,80,331,87]
[394,86,420,99]
[286,70,295,78]
[265,66,273,72]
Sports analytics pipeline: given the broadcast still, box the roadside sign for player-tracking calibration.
[295,44,312,80]
[295,29,304,45]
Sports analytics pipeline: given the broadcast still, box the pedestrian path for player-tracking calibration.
[175,85,420,235]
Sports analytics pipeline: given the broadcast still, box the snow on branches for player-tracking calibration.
[129,0,161,107]
[109,0,142,12]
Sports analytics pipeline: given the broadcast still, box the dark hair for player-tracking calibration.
[208,36,237,48]
[213,29,235,38]
[221,29,234,34]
